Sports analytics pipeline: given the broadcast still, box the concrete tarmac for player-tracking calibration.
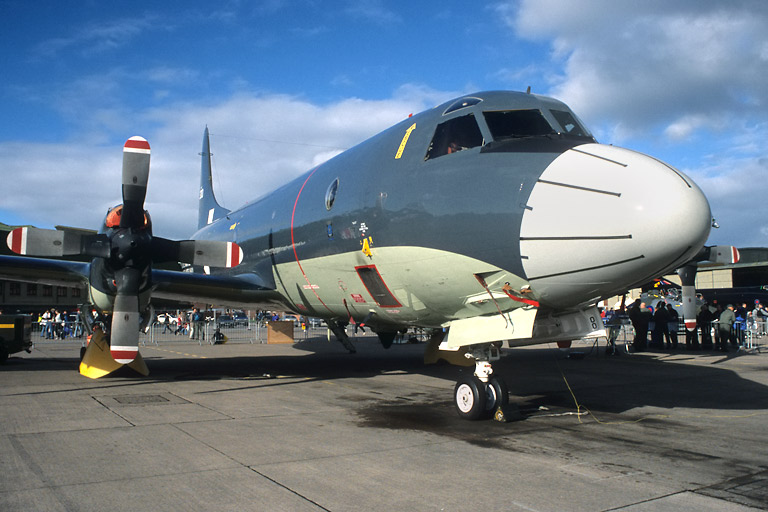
[1,334,767,511]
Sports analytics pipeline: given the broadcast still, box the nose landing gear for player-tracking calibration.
[453,344,509,420]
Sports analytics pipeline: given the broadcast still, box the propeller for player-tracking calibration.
[678,245,740,331]
[6,136,243,365]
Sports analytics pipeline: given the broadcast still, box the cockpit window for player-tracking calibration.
[483,110,556,140]
[443,97,483,115]
[550,110,592,138]
[424,113,484,160]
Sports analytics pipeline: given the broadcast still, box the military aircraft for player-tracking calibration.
[0,90,734,419]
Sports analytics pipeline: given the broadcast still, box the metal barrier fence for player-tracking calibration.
[31,318,766,352]
[138,321,340,346]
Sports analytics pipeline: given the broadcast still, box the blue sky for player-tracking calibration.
[1,0,767,248]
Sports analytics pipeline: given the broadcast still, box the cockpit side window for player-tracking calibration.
[424,113,484,160]
[483,110,556,140]
[550,109,593,139]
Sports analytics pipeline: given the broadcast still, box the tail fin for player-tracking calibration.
[198,127,231,230]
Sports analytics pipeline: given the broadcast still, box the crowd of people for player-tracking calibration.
[37,309,84,339]
[626,298,768,353]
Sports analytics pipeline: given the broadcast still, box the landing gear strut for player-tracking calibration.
[453,343,509,420]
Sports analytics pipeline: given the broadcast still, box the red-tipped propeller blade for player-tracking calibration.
[151,237,244,267]
[120,136,151,229]
[6,227,110,258]
[110,268,141,364]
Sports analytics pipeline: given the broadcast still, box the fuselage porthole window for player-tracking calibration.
[325,178,339,211]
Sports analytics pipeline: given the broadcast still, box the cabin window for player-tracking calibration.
[424,114,484,160]
[550,109,593,139]
[325,178,339,211]
[483,109,556,140]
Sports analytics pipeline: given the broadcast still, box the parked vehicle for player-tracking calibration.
[0,314,32,362]
[217,314,234,328]
[232,312,249,326]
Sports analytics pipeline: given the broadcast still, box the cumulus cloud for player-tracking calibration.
[496,0,768,247]
[502,0,768,139]
[0,86,447,240]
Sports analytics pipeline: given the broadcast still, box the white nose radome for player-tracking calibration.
[520,144,711,309]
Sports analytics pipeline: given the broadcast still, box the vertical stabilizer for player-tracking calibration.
[198,127,231,230]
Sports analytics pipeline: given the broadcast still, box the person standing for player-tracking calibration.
[698,303,714,350]
[41,309,52,338]
[717,304,736,352]
[651,303,669,349]
[666,303,679,349]
[190,308,205,341]
[629,300,651,352]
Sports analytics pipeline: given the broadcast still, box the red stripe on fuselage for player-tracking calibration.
[290,167,333,313]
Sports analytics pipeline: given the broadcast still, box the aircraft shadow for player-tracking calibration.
[4,338,768,424]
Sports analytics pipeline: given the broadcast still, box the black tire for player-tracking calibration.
[484,376,509,418]
[454,375,487,420]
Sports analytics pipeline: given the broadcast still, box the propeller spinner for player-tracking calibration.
[6,136,244,365]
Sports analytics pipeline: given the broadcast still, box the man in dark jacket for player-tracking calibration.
[698,303,714,350]
[629,300,651,352]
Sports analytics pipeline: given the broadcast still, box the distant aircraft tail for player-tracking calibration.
[198,127,231,230]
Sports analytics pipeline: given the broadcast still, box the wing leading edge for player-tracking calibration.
[150,269,284,309]
[0,255,90,287]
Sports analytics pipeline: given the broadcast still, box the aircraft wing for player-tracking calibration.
[0,254,90,287]
[150,269,285,309]
[0,254,283,309]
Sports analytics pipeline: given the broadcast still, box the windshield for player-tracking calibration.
[424,113,484,160]
[550,109,593,138]
[483,110,556,140]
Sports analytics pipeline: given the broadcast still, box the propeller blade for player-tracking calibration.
[120,136,151,229]
[705,245,740,264]
[110,268,141,364]
[678,264,698,331]
[151,237,243,268]
[6,227,110,258]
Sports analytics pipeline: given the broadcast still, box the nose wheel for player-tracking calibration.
[453,344,509,420]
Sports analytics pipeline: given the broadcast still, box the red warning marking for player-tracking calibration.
[111,348,138,364]
[226,242,243,267]
[7,227,27,254]
[124,136,150,153]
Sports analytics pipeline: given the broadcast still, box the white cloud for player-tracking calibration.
[0,87,446,240]
[495,0,768,248]
[502,1,768,135]
[32,14,161,59]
